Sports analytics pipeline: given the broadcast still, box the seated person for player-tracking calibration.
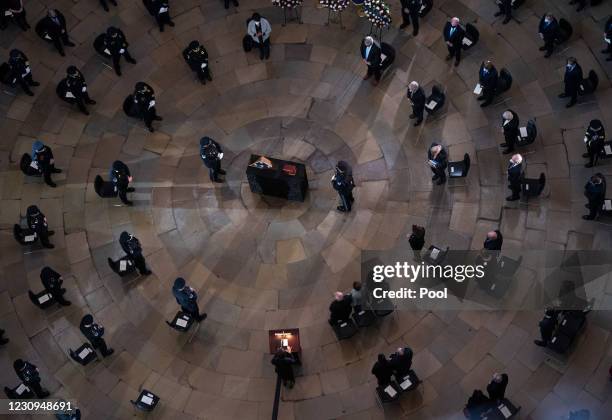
[534,308,558,347]
[40,266,70,306]
[328,291,352,325]
[371,353,393,386]
[486,372,508,401]
[464,389,491,419]
[389,347,413,379]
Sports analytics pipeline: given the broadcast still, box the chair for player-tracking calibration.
[425,85,445,114]
[601,142,612,159]
[497,255,523,277]
[557,19,573,44]
[516,120,537,147]
[419,0,433,17]
[423,245,448,265]
[13,224,37,245]
[352,308,376,327]
[448,153,470,178]
[28,290,56,309]
[521,173,545,198]
[122,95,140,118]
[107,255,136,277]
[579,70,598,95]
[4,383,35,399]
[602,199,612,214]
[332,319,358,340]
[69,343,99,366]
[94,175,117,198]
[167,311,201,343]
[0,62,14,86]
[497,68,512,93]
[371,297,394,317]
[375,382,402,406]
[379,43,396,74]
[396,369,421,392]
[131,389,160,412]
[462,23,479,50]
[20,153,41,177]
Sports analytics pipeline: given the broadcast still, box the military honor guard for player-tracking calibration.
[57,66,96,115]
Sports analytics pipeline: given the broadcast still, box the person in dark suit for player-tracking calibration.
[407,81,425,126]
[80,314,114,357]
[464,390,491,418]
[389,347,413,379]
[443,17,465,66]
[583,120,605,168]
[486,373,508,401]
[408,224,425,253]
[133,82,162,132]
[501,110,519,155]
[428,143,447,185]
[271,347,297,388]
[538,13,559,58]
[56,66,96,115]
[494,0,512,24]
[1,0,29,31]
[400,0,420,35]
[110,160,134,205]
[534,308,557,346]
[483,230,503,251]
[329,292,352,325]
[559,57,582,108]
[119,231,151,275]
[100,0,118,12]
[602,16,612,61]
[506,153,523,201]
[12,360,49,398]
[40,266,70,306]
[26,205,54,248]
[143,0,174,32]
[172,277,207,321]
[478,60,498,107]
[97,27,137,76]
[332,161,355,212]
[31,140,61,188]
[360,36,382,85]
[569,0,586,12]
[583,174,606,220]
[200,137,225,183]
[183,41,212,84]
[35,9,75,56]
[7,49,39,96]
[371,354,393,386]
[0,329,8,346]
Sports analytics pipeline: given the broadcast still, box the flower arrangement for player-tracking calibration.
[272,0,303,8]
[363,0,391,28]
[319,0,349,11]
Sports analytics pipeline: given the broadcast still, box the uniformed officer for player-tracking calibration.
[119,231,152,275]
[35,9,75,56]
[100,0,118,12]
[7,49,39,96]
[110,160,134,205]
[1,0,29,31]
[183,41,212,84]
[428,143,448,185]
[56,66,96,115]
[538,13,560,58]
[331,161,355,212]
[506,153,523,201]
[143,0,174,32]
[12,359,49,398]
[26,205,54,248]
[602,16,612,61]
[199,137,225,183]
[501,110,519,154]
[172,277,207,321]
[407,81,425,126]
[40,266,70,306]
[95,27,137,76]
[583,173,606,220]
[559,57,582,108]
[583,120,605,168]
[478,60,498,107]
[31,140,61,188]
[494,0,512,24]
[133,82,162,132]
[80,314,114,357]
[400,0,420,36]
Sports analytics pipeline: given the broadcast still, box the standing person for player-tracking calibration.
[583,174,606,220]
[172,278,207,321]
[360,36,382,85]
[26,205,54,248]
[12,360,49,398]
[143,0,174,32]
[110,160,134,205]
[199,137,225,183]
[534,308,557,346]
[389,347,413,379]
[500,110,519,155]
[602,16,612,61]
[95,27,137,76]
[478,60,498,107]
[79,314,114,357]
[328,292,353,325]
[3,0,29,31]
[399,0,420,36]
[371,354,393,386]
[133,82,161,132]
[408,224,425,260]
[443,17,465,67]
[494,0,512,24]
[538,13,559,58]
[583,120,605,168]
[35,9,75,56]
[183,41,212,84]
[331,161,355,213]
[31,141,61,188]
[99,0,118,12]
[247,13,271,61]
[483,230,503,251]
[407,81,425,126]
[271,347,297,388]
[428,143,448,185]
[40,266,71,306]
[559,57,582,108]
[56,66,96,115]
[119,231,152,275]
[350,281,363,311]
[486,373,508,401]
[7,49,39,96]
[506,153,523,202]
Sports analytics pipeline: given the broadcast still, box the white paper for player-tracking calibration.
[78,347,91,359]
[430,248,440,259]
[65,92,75,99]
[419,5,425,12]
[15,384,28,394]
[176,318,188,327]
[104,48,111,55]
[119,48,125,54]
[450,166,455,173]
[141,395,153,405]
[604,145,612,155]
[119,260,127,271]
[605,37,611,44]
[380,53,387,62]
[281,338,289,347]
[5,11,12,16]
[584,136,589,143]
[525,184,529,191]
[24,234,36,242]
[340,322,347,327]
[82,86,87,92]
[473,84,482,95]
[358,310,365,315]
[44,34,52,40]
[603,200,612,210]
[159,7,168,13]
[519,127,528,137]
[149,100,156,108]
[24,67,31,74]
[30,160,39,169]
[384,385,397,397]
[218,153,224,159]
[462,37,472,46]
[200,63,207,69]
[551,336,557,343]
[400,378,412,390]
[39,293,51,304]
[499,404,512,418]
[426,100,437,110]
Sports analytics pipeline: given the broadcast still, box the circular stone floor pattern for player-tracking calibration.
[1,0,612,419]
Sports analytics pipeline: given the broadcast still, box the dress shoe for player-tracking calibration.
[207,74,213,81]
[218,169,227,175]
[213,178,223,183]
[533,340,547,347]
[103,349,115,357]
[47,182,57,188]
[582,153,589,158]
[148,126,154,132]
[502,149,513,155]
[0,337,8,345]
[432,174,439,181]
[445,54,452,61]
[436,179,445,185]
[52,168,62,173]
[500,143,507,147]
[233,0,239,5]
[566,101,575,108]
[59,300,72,306]
[585,163,593,168]
[454,60,460,67]
[82,109,89,116]
[65,41,76,47]
[558,93,568,98]
[115,68,122,76]
[539,46,547,51]
[337,206,347,212]
[413,30,418,36]
[480,102,491,108]
[544,52,552,58]
[30,81,40,87]
[582,215,595,220]
[126,57,137,64]
[48,230,55,236]
[44,243,55,249]
[87,99,96,105]
[141,270,152,275]
[25,90,34,96]
[601,49,610,54]
[363,73,371,80]
[476,95,485,101]
[506,195,520,201]
[414,119,422,127]
[400,23,408,29]
[168,21,175,27]
[59,50,65,57]
[124,200,134,206]
[494,11,503,17]
[197,313,207,322]
[409,113,416,119]
[126,187,135,192]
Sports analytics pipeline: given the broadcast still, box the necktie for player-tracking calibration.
[450,27,455,36]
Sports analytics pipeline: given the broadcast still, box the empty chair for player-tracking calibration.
[448,153,471,178]
[131,389,159,412]
[419,0,433,17]
[462,23,479,50]
[94,175,117,198]
[353,308,377,327]
[28,290,55,309]
[425,85,445,114]
[166,311,195,332]
[375,382,403,405]
[579,70,598,95]
[69,343,98,366]
[4,383,35,399]
[516,120,537,147]
[107,255,136,277]
[557,18,573,44]
[379,42,396,74]
[423,245,448,265]
[521,173,546,198]
[497,68,512,93]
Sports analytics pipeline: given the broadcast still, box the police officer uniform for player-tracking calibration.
[31,141,61,187]
[35,9,75,56]
[400,0,420,35]
[478,61,498,107]
[583,174,606,220]
[172,277,206,321]
[13,359,49,398]
[26,205,54,248]
[200,137,225,182]
[494,0,512,24]
[538,15,560,58]
[41,266,70,306]
[559,58,582,108]
[407,83,425,126]
[119,231,151,275]
[428,143,448,185]
[506,157,523,201]
[7,49,39,96]
[331,161,355,212]
[133,82,161,132]
[583,120,605,168]
[183,41,212,84]
[80,314,114,357]
[110,160,134,205]
[94,27,137,76]
[56,66,96,115]
[143,0,174,32]
[501,110,519,154]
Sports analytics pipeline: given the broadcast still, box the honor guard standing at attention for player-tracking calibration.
[559,57,582,108]
[134,82,162,132]
[407,81,425,126]
[7,49,39,96]
[603,16,612,61]
[183,41,212,84]
[332,161,355,213]
[31,140,61,187]
[40,266,71,306]
[57,66,96,115]
[494,0,512,24]
[80,314,114,357]
[35,9,75,56]
[11,360,49,398]
[500,110,519,155]
[400,0,420,36]
[110,160,135,205]
[1,0,29,31]
[360,36,382,85]
[95,27,137,76]
[100,0,118,12]
[506,154,523,201]
[428,143,448,185]
[172,278,207,321]
[443,17,464,67]
[478,60,498,107]
[143,0,174,32]
[118,231,151,275]
[538,13,559,58]
[583,174,606,220]
[247,13,272,60]
[199,137,225,183]
[583,120,605,168]
[26,205,55,248]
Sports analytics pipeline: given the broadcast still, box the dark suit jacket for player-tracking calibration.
[479,63,498,93]
[400,0,420,16]
[329,296,352,323]
[407,87,425,110]
[428,143,448,170]
[371,360,393,385]
[483,230,503,251]
[564,63,583,94]
[36,10,68,41]
[389,348,413,377]
[360,41,381,68]
[443,22,465,48]
[586,124,605,153]
[105,30,129,56]
[502,110,519,141]
[486,373,508,401]
[538,16,559,42]
[41,266,62,292]
[584,180,605,204]
[507,162,522,186]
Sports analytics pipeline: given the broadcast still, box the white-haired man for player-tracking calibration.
[407,81,426,126]
[501,110,519,154]
[360,36,382,85]
[506,154,523,201]
[443,17,464,66]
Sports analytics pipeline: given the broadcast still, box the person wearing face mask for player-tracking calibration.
[35,9,75,56]
[602,16,612,62]
[331,161,355,212]
[494,0,512,25]
[183,40,212,84]
[6,49,39,96]
[427,143,448,185]
[79,314,114,357]
[22,205,55,248]
[559,57,582,108]
[38,266,71,306]
[538,13,559,58]
[506,154,523,201]
[200,137,225,183]
[583,120,605,168]
[30,140,61,188]
[583,173,606,220]
[110,160,134,205]
[247,13,271,60]
[478,60,498,108]
[143,0,174,32]
[500,110,519,155]
[56,66,96,115]
[407,81,425,126]
[94,26,137,76]
[172,278,207,322]
[11,359,49,398]
[443,17,465,67]
[399,0,420,36]
[360,36,382,85]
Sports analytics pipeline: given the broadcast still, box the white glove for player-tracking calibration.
[201,63,207,69]
[148,100,156,109]
[159,6,168,13]
[65,92,75,99]
[82,86,87,92]
[119,48,125,54]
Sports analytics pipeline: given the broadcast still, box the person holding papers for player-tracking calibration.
[371,354,394,386]
[80,314,114,357]
[143,0,174,32]
[6,49,39,96]
[500,110,519,155]
[25,205,55,248]
[30,140,61,188]
[183,41,212,85]
[477,60,498,108]
[360,36,382,85]
[1,0,29,31]
[119,231,152,275]
[247,13,271,61]
[94,27,137,76]
[442,17,464,67]
[35,9,75,56]
[172,277,207,322]
[56,66,96,115]
[133,82,162,132]
[407,81,425,126]
[583,119,605,168]
[200,137,226,183]
[583,173,606,220]
[110,160,135,205]
[602,16,612,61]
[427,143,448,185]
[506,154,523,201]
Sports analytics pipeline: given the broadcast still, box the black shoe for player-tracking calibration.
[544,52,552,58]
[585,163,593,168]
[436,179,445,185]
[103,348,114,357]
[25,90,34,96]
[502,18,510,24]
[445,54,452,61]
[432,174,439,181]
[534,340,547,347]
[38,390,50,398]
[454,60,460,67]
[494,11,504,17]
[539,46,547,51]
[409,113,416,119]
[64,41,76,47]
[103,4,109,11]
[126,187,135,192]
[59,300,71,306]
[197,313,207,322]
[500,143,507,147]
[126,57,137,64]
[59,50,65,57]
[207,74,213,81]
[212,178,223,183]
[218,169,226,175]
[414,119,422,127]
[413,30,418,36]
[148,126,155,132]
[141,269,152,275]
[52,168,62,173]
[0,338,8,345]
[400,23,408,29]
[337,206,347,212]
[506,195,520,201]
[566,101,576,108]
[43,243,55,249]
[82,109,90,116]
[153,116,163,121]
[124,200,133,206]
[582,215,595,220]
[30,81,40,87]
[502,149,513,155]
[582,153,589,158]
[47,182,57,188]
[107,258,115,270]
[476,96,485,101]
[480,101,491,108]
[115,68,122,76]
[159,26,164,32]
[48,230,55,236]
[87,99,96,105]
[233,0,239,4]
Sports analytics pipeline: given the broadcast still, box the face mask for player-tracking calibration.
[566,64,572,69]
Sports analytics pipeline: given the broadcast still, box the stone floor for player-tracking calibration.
[1,0,612,419]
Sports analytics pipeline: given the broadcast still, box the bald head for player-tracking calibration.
[451,17,460,26]
[502,111,513,121]
[511,154,523,164]
[487,231,498,240]
[334,291,344,301]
